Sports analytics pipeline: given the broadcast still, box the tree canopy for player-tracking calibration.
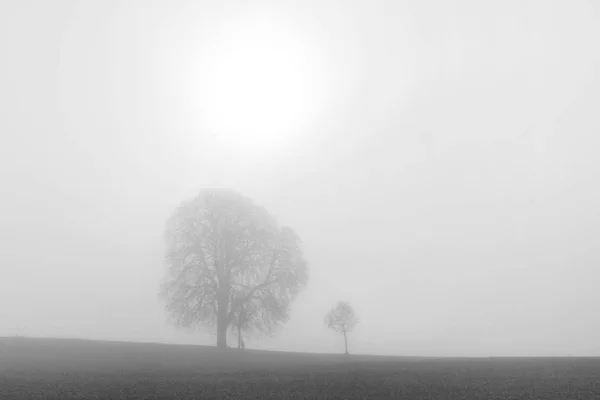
[160,188,309,348]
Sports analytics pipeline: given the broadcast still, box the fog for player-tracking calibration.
[1,0,599,357]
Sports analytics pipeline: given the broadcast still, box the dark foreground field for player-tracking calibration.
[1,338,599,399]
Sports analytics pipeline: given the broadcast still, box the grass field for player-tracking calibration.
[1,337,599,399]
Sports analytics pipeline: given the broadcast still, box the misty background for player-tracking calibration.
[1,0,599,357]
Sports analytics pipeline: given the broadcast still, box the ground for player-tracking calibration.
[1,337,599,399]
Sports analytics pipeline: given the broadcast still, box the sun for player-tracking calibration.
[193,16,327,156]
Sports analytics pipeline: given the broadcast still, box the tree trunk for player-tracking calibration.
[216,287,229,349]
[216,316,228,348]
[343,330,348,355]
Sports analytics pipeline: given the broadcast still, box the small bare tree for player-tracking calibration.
[228,295,287,349]
[230,301,254,349]
[230,290,289,349]
[324,301,358,355]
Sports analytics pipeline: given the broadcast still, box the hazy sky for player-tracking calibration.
[1,0,600,357]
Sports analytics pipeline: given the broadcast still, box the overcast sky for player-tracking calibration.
[1,0,600,357]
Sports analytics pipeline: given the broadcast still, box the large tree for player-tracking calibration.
[160,188,309,348]
[324,301,358,355]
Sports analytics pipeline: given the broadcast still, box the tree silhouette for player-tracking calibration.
[230,301,254,349]
[228,293,287,349]
[160,188,309,348]
[324,301,358,355]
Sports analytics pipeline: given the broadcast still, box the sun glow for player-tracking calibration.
[193,16,328,155]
